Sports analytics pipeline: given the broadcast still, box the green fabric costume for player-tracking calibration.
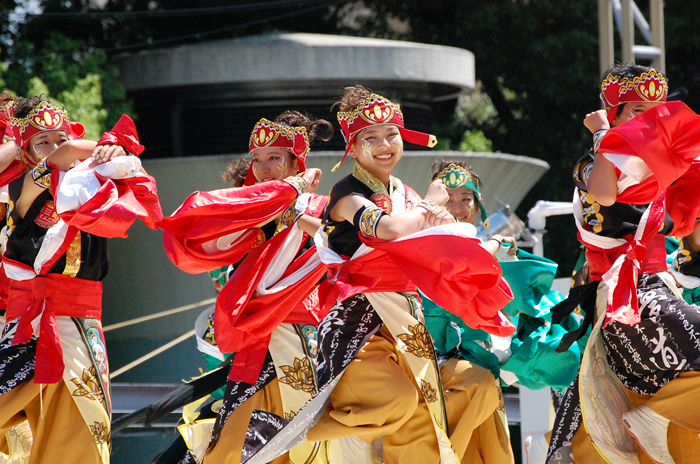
[423,249,585,392]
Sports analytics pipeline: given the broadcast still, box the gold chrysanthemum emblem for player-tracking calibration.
[398,324,433,359]
[278,357,315,393]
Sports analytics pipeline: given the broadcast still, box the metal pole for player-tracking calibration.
[621,0,634,63]
[599,0,615,76]
[650,0,665,73]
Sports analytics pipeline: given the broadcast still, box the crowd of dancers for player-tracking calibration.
[0,62,700,464]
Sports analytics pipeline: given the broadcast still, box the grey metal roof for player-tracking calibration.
[115,32,475,100]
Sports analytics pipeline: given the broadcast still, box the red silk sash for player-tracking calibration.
[6,273,102,384]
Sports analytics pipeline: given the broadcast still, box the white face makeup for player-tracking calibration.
[351,124,403,182]
[27,130,68,164]
[251,147,299,182]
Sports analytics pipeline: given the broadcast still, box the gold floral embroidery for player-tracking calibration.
[353,162,395,214]
[278,357,315,393]
[70,366,106,409]
[284,411,296,420]
[62,232,82,277]
[398,324,433,359]
[89,421,108,445]
[419,380,438,403]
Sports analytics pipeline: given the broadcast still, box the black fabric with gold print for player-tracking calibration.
[574,151,674,239]
[4,173,108,280]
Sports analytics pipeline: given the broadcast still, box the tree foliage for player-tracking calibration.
[4,0,700,272]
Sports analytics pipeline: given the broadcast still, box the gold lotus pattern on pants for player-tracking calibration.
[420,380,439,403]
[70,366,106,410]
[278,357,316,393]
[398,323,434,359]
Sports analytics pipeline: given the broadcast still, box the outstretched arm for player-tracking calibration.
[330,179,455,241]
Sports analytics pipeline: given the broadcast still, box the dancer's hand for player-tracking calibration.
[584,110,610,134]
[90,144,126,167]
[423,206,455,228]
[425,179,449,206]
[301,168,322,193]
[502,236,518,255]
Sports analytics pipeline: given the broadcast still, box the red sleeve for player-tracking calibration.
[667,161,700,236]
[55,172,163,238]
[160,181,299,274]
[598,101,700,204]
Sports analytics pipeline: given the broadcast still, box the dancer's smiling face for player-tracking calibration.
[251,147,298,182]
[350,124,403,182]
[446,187,477,224]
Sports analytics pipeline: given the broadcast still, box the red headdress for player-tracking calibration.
[244,118,310,186]
[334,94,437,171]
[0,102,12,141]
[600,69,668,124]
[8,100,85,167]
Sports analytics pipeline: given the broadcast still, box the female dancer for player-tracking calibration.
[551,63,700,464]
[245,86,515,464]
[161,111,333,464]
[0,96,160,464]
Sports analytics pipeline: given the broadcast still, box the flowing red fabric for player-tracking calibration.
[0,265,9,311]
[48,113,162,238]
[161,181,299,274]
[6,273,102,384]
[96,114,145,156]
[667,161,700,237]
[597,101,700,204]
[53,171,162,238]
[317,250,415,311]
[360,234,515,336]
[212,194,327,384]
[603,195,668,326]
[0,160,25,189]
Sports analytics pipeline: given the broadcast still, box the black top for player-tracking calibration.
[4,172,109,281]
[323,174,376,258]
[573,151,674,238]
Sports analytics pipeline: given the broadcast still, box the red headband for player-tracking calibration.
[334,94,437,171]
[600,69,668,123]
[245,118,310,186]
[8,101,85,166]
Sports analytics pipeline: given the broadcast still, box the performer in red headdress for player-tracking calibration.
[161,111,333,464]
[0,96,161,464]
[240,86,514,464]
[546,64,700,464]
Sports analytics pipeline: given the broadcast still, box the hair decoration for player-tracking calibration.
[333,93,437,172]
[600,69,668,123]
[245,118,311,186]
